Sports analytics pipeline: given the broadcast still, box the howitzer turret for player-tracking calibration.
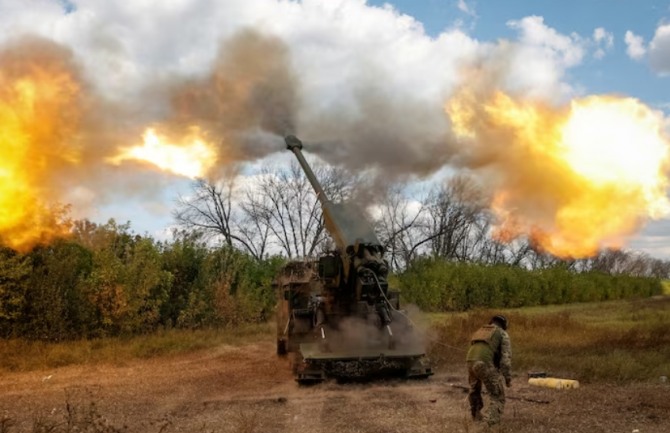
[274,135,432,383]
[285,135,389,308]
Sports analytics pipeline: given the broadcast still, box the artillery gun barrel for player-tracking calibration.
[285,135,329,204]
[284,135,382,256]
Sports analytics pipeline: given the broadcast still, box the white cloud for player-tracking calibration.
[507,16,585,67]
[457,0,476,17]
[592,27,613,59]
[0,1,599,219]
[593,27,613,46]
[649,24,670,74]
[0,0,479,174]
[505,16,585,99]
[625,30,647,61]
[629,220,670,259]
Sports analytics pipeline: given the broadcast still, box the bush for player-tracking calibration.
[398,258,662,312]
[0,219,661,340]
[0,222,285,340]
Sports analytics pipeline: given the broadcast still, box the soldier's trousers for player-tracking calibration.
[467,360,505,425]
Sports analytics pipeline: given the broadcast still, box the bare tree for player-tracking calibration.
[586,248,666,277]
[242,160,355,259]
[523,246,564,270]
[421,175,489,262]
[173,177,264,259]
[373,175,497,270]
[648,257,670,278]
[589,248,632,275]
[374,184,426,270]
[476,234,516,266]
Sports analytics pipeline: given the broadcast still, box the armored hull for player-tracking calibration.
[275,260,432,384]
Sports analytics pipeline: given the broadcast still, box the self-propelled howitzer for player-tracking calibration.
[285,135,391,324]
[275,135,432,383]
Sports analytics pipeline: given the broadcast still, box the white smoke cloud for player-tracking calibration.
[0,0,608,201]
[625,30,647,61]
[1,1,599,174]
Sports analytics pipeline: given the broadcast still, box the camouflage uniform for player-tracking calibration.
[466,323,512,426]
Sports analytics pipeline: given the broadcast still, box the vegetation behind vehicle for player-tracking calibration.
[430,297,670,383]
[0,219,662,343]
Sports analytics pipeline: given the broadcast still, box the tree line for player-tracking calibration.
[1,158,668,341]
[398,259,662,312]
[177,159,670,278]
[0,221,283,340]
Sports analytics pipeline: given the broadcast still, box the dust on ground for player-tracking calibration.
[0,341,668,433]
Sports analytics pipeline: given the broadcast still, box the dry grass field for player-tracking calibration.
[1,298,669,433]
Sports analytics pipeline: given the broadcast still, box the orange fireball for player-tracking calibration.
[109,127,218,179]
[0,54,82,252]
[447,91,670,258]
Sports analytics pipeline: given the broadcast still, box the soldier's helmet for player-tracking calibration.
[490,315,508,330]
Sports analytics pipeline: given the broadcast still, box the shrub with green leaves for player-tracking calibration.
[398,258,662,312]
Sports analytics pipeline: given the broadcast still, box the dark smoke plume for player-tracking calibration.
[161,29,300,165]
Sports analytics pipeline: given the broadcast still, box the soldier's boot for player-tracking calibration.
[468,393,484,422]
[486,399,503,427]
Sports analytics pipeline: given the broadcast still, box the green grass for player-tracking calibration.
[428,296,670,383]
[0,322,273,372]
[662,280,670,295]
[3,298,669,384]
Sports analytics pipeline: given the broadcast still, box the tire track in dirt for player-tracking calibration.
[313,380,462,433]
[2,341,670,433]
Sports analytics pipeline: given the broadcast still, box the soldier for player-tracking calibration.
[466,315,512,427]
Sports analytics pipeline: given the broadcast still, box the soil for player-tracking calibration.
[1,341,668,433]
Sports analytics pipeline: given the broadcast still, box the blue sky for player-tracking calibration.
[367,0,670,257]
[2,0,670,258]
[372,0,670,106]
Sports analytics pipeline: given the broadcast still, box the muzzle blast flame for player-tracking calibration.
[447,90,670,258]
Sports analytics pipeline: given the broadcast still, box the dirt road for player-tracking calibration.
[1,341,668,433]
